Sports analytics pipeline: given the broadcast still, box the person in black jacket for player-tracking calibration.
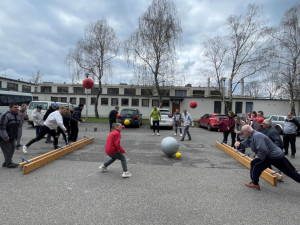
[109,106,119,131]
[0,103,20,168]
[69,104,84,142]
[43,103,57,143]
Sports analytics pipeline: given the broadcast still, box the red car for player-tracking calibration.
[198,113,228,131]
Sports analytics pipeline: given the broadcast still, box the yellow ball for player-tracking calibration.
[175,152,181,159]
[124,119,130,125]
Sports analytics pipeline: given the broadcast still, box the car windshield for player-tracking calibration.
[160,110,171,115]
[215,115,227,119]
[28,102,49,110]
[294,117,300,122]
[121,109,137,116]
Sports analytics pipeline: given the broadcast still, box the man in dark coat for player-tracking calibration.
[69,104,84,142]
[109,106,119,131]
[43,103,57,143]
[0,103,20,168]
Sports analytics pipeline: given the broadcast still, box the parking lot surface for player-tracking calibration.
[1,123,300,225]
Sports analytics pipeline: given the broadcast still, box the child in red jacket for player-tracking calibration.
[99,123,132,178]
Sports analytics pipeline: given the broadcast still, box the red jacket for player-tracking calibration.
[227,117,235,132]
[215,119,228,132]
[105,129,126,155]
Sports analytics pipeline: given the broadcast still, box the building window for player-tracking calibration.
[91,97,96,105]
[7,82,18,91]
[107,88,119,95]
[142,99,149,107]
[111,98,118,106]
[51,97,58,102]
[70,97,76,105]
[22,85,31,93]
[162,100,170,107]
[34,87,38,92]
[73,87,84,94]
[91,88,101,95]
[132,99,139,106]
[33,96,39,101]
[57,87,69,94]
[175,90,187,97]
[193,90,205,97]
[124,88,136,96]
[210,90,220,97]
[60,97,67,103]
[0,81,2,88]
[41,86,52,93]
[246,102,253,113]
[121,98,129,106]
[214,101,221,113]
[141,89,153,96]
[159,89,170,96]
[80,98,86,105]
[152,99,159,107]
[235,102,243,114]
[101,98,108,105]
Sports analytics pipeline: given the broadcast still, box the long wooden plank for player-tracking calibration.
[216,142,277,186]
[22,137,94,174]
[19,139,87,167]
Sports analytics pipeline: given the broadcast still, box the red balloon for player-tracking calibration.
[121,125,125,129]
[83,78,94,89]
[117,113,121,117]
[190,101,197,109]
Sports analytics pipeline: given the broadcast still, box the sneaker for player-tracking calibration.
[55,145,61,149]
[2,162,7,167]
[188,138,192,141]
[122,171,132,178]
[22,145,28,154]
[157,133,160,136]
[245,182,260,190]
[180,134,182,137]
[174,133,177,136]
[99,165,107,172]
[291,153,295,158]
[152,133,155,136]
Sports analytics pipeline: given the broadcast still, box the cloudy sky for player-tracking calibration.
[0,0,298,86]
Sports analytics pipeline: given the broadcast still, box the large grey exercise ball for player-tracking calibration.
[161,136,179,156]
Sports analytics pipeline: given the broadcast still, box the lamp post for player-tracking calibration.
[221,77,226,114]
[85,73,89,121]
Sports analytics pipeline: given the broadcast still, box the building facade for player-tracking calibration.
[0,76,298,119]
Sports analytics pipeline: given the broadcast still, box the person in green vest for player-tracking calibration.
[149,106,161,136]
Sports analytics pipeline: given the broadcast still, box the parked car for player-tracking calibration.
[150,108,173,129]
[236,113,250,124]
[198,113,228,131]
[268,115,300,134]
[118,108,143,128]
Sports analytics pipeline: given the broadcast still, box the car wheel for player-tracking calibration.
[207,124,212,131]
[275,126,282,134]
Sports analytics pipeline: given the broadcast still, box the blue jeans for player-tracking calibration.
[182,126,191,140]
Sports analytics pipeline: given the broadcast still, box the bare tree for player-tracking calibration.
[260,66,282,99]
[244,80,262,97]
[202,36,228,100]
[124,0,182,105]
[66,19,120,118]
[30,70,43,84]
[271,4,300,115]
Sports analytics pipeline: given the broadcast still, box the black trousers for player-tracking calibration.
[152,121,160,133]
[69,123,79,141]
[57,127,67,143]
[223,131,236,147]
[0,140,15,165]
[26,126,58,148]
[283,133,296,154]
[104,152,127,172]
[250,156,300,185]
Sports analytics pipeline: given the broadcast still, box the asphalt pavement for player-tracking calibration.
[1,123,300,225]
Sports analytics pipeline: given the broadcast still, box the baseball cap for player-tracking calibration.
[51,103,57,107]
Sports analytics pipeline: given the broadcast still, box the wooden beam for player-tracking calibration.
[18,139,87,167]
[216,142,279,186]
[22,137,94,175]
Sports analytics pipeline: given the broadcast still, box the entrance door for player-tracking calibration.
[172,100,180,114]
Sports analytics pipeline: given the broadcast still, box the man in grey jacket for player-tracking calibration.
[283,112,300,158]
[180,109,193,141]
[235,125,300,190]
[0,103,20,168]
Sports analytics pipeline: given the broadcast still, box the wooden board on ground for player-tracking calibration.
[216,142,281,186]
[22,137,94,175]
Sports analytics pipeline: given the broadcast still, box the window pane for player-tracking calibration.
[152,99,159,107]
[51,97,58,102]
[80,98,86,105]
[141,89,153,96]
[121,98,129,106]
[175,90,187,97]
[111,98,118,106]
[108,88,119,95]
[41,86,52,93]
[124,88,136,96]
[101,98,108,105]
[57,87,69,93]
[73,87,84,94]
[132,99,139,106]
[162,100,169,107]
[70,97,76,104]
[91,97,96,105]
[60,97,67,102]
[142,99,149,107]
[22,85,31,93]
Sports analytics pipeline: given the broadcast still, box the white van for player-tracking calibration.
[0,90,33,115]
[27,101,73,126]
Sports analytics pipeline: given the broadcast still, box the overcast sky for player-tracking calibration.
[0,0,298,86]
